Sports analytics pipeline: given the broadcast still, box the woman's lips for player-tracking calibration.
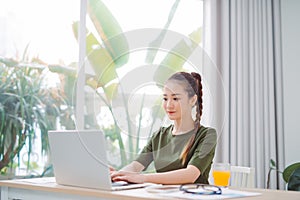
[167,111,176,115]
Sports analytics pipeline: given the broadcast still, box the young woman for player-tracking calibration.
[111,72,217,185]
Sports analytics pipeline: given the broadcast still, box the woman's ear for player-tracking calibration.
[190,95,197,107]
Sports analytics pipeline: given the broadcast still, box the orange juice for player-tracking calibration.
[213,170,231,186]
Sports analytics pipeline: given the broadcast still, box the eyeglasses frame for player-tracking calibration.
[179,184,222,195]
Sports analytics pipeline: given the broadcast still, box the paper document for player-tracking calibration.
[159,188,261,199]
[14,177,56,185]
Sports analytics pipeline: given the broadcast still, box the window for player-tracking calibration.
[0,0,79,64]
[81,0,204,167]
[0,0,80,176]
[0,0,203,175]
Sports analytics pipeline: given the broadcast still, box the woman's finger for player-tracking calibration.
[109,166,115,172]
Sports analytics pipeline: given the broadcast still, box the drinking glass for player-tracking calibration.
[212,163,231,187]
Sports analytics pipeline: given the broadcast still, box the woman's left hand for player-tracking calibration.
[111,171,146,184]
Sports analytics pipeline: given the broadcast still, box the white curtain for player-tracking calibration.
[203,0,285,189]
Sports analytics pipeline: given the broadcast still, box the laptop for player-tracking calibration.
[48,130,151,191]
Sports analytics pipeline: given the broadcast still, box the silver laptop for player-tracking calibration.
[48,130,150,191]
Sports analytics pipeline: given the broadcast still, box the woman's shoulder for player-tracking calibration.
[197,125,217,137]
[195,125,217,145]
[160,124,173,132]
[151,125,173,138]
[199,125,216,132]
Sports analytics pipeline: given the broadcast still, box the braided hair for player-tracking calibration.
[166,72,203,165]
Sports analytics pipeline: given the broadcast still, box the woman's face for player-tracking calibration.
[163,81,195,121]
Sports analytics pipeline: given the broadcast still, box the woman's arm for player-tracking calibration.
[119,161,145,172]
[144,165,200,184]
[111,165,200,184]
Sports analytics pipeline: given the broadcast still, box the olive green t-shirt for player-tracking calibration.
[135,125,217,184]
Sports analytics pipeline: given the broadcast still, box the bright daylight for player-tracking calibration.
[0,0,299,199]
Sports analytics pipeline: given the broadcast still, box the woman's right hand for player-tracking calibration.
[111,170,146,184]
[109,166,116,175]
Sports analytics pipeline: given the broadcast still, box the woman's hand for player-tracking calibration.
[111,170,146,184]
[109,166,116,176]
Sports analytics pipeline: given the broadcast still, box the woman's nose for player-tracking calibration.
[166,100,174,108]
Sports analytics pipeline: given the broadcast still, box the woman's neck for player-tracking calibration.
[172,118,195,135]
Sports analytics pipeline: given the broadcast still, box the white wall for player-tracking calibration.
[281,0,300,167]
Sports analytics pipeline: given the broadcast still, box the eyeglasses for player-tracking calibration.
[180,184,222,195]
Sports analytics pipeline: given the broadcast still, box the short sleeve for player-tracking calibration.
[135,139,154,168]
[135,129,162,168]
[188,128,217,173]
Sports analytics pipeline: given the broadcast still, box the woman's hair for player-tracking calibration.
[166,71,203,165]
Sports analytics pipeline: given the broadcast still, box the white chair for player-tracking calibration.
[230,166,255,188]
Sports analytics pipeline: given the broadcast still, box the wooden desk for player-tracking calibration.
[0,177,299,200]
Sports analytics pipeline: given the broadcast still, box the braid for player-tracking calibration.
[168,72,203,165]
[191,72,203,130]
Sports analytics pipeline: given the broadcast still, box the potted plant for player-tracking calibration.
[0,54,74,179]
[267,159,300,189]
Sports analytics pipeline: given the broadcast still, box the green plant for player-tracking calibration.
[48,0,202,168]
[267,159,300,189]
[0,54,74,176]
[282,162,300,183]
[266,159,281,188]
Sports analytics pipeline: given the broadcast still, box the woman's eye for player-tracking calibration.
[173,98,179,101]
[163,98,167,101]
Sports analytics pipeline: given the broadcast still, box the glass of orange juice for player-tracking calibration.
[212,163,231,187]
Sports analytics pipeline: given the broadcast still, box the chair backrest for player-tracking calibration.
[230,166,255,188]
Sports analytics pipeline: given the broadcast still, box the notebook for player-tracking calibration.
[48,130,151,191]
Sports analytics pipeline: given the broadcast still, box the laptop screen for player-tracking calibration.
[48,130,112,190]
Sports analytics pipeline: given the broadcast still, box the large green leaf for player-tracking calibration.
[283,162,300,183]
[103,82,119,101]
[86,46,117,86]
[72,22,118,87]
[153,27,202,86]
[48,65,77,77]
[87,0,129,68]
[0,57,18,67]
